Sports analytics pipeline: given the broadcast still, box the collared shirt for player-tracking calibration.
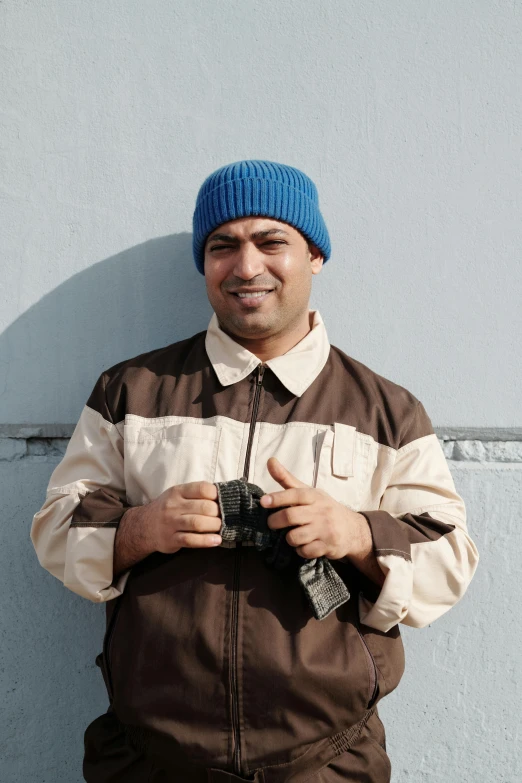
[205,309,331,397]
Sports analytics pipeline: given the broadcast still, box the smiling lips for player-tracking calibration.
[229,289,275,306]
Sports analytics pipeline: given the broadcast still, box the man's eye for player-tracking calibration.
[209,245,233,251]
[263,241,285,246]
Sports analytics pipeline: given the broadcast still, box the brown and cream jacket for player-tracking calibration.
[30,309,479,774]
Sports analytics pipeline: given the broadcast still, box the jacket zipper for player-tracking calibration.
[230,363,265,774]
[356,625,379,708]
[230,540,243,775]
[240,363,265,483]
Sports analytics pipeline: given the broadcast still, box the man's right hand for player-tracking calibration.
[113,482,223,578]
[146,481,223,554]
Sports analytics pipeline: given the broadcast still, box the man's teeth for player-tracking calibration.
[236,291,272,298]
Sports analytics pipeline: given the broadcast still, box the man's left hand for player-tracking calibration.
[260,456,372,562]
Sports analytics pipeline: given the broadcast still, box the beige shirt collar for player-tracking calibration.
[205,309,331,397]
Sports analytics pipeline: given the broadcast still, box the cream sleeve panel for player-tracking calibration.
[358,426,479,633]
[30,402,131,602]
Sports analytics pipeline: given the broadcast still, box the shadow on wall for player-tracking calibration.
[0,233,212,781]
[0,232,214,424]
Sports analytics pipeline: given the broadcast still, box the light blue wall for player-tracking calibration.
[3,0,521,426]
[1,1,521,780]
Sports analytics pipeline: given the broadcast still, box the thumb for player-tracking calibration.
[266,457,308,489]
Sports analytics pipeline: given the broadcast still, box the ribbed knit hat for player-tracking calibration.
[192,160,331,275]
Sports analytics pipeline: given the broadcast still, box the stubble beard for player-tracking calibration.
[219,307,283,339]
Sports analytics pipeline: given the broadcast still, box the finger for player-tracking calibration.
[266,457,309,490]
[260,486,317,509]
[181,498,221,517]
[285,523,316,548]
[295,540,328,559]
[181,481,218,500]
[266,506,309,530]
[179,514,223,534]
[174,531,222,549]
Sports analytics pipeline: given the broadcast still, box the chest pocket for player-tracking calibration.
[313,423,370,510]
[123,420,222,505]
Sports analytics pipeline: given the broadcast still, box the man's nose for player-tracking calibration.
[232,243,266,279]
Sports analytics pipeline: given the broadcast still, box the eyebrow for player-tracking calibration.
[206,228,290,244]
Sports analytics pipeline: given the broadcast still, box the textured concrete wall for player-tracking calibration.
[2,0,521,781]
[2,439,520,782]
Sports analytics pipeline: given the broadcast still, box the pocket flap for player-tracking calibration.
[332,422,357,477]
[124,420,221,444]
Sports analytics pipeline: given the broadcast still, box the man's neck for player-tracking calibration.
[219,310,314,363]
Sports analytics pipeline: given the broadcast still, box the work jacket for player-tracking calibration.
[31,309,479,778]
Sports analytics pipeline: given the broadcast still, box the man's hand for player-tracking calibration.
[113,482,222,577]
[260,457,385,587]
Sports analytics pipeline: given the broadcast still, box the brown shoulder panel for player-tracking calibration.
[397,400,435,448]
[85,371,113,422]
[258,345,430,450]
[90,332,433,452]
[102,330,211,423]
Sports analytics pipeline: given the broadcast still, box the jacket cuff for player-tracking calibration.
[64,523,132,602]
[356,510,413,633]
[65,488,133,602]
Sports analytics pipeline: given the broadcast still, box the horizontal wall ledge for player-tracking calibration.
[1,424,522,440]
[434,427,522,441]
[0,424,76,438]
[1,425,522,463]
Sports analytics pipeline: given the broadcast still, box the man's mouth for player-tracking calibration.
[229,289,275,304]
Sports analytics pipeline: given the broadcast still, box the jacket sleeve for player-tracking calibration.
[30,371,133,602]
[357,400,479,633]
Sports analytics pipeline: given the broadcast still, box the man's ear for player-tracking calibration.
[308,243,324,274]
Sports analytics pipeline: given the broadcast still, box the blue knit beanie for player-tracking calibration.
[192,160,331,275]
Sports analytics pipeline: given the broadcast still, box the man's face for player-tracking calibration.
[203,217,324,339]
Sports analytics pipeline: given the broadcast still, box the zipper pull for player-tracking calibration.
[257,363,265,384]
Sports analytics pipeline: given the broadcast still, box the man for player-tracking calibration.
[31,160,479,782]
